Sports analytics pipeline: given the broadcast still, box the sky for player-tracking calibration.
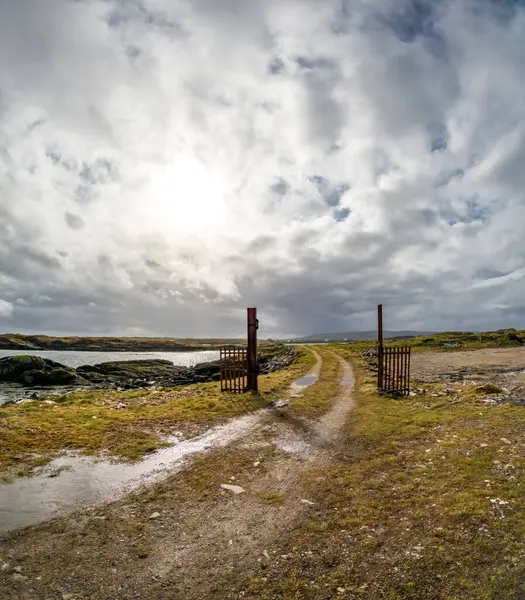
[1,0,525,338]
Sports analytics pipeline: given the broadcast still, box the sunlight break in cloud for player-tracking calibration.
[1,0,525,337]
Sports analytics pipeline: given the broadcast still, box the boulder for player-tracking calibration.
[193,360,220,378]
[0,355,87,387]
[77,359,196,388]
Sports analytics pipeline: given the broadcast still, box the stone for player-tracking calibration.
[0,355,90,387]
[62,594,75,600]
[220,484,245,495]
[148,512,161,520]
[300,499,315,506]
[11,573,29,582]
[269,400,288,409]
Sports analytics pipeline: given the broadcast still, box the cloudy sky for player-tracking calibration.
[1,0,525,338]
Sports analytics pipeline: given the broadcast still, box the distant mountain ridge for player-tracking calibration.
[289,330,434,342]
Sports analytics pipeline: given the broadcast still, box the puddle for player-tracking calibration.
[0,411,262,535]
[293,375,318,387]
[0,347,326,535]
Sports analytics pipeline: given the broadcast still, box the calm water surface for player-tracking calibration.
[0,349,219,405]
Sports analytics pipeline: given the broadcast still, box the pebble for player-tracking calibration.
[253,461,260,467]
[63,594,75,600]
[148,512,161,520]
[220,484,245,495]
[1,563,10,571]
[11,573,29,583]
[337,588,346,594]
[300,499,315,506]
[13,566,23,573]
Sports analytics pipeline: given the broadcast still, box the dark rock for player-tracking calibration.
[0,355,88,387]
[77,359,195,389]
[259,346,299,374]
[193,360,220,378]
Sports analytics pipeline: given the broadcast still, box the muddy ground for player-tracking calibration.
[0,350,354,600]
[411,347,525,404]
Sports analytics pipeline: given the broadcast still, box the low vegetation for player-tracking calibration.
[0,333,284,351]
[240,345,525,599]
[0,348,315,482]
[391,328,525,350]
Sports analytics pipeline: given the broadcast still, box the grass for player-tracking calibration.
[240,345,525,599]
[0,348,315,481]
[392,329,525,351]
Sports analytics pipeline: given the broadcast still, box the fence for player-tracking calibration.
[378,345,411,397]
[219,346,247,393]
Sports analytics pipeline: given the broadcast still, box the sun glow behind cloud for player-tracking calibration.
[146,156,227,235]
[1,0,525,337]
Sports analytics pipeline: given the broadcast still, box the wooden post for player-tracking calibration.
[247,307,258,392]
[377,304,384,392]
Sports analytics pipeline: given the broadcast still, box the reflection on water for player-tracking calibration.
[0,411,262,535]
[293,375,318,387]
[0,349,220,369]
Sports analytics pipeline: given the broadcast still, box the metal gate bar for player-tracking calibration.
[220,346,247,393]
[379,346,411,397]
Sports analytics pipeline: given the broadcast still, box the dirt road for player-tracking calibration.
[0,349,354,600]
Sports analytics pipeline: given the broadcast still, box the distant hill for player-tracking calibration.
[287,331,433,343]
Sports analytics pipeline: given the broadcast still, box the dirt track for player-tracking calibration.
[0,350,354,600]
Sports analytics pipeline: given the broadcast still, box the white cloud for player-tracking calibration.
[0,0,525,336]
[0,300,13,318]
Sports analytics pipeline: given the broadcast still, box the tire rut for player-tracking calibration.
[147,350,355,598]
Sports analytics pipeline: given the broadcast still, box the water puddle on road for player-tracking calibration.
[0,412,263,535]
[293,375,318,387]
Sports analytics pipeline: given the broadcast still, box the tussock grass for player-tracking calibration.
[0,349,315,481]
[241,345,525,599]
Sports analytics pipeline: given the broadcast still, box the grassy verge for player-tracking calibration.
[241,345,525,600]
[0,349,315,482]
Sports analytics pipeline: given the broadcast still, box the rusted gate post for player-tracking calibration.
[246,307,259,392]
[377,303,384,392]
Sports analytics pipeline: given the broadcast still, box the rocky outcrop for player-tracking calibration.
[0,346,300,395]
[0,356,89,387]
[259,346,300,374]
[77,359,199,389]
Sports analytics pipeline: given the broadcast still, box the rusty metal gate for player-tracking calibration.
[378,345,411,397]
[377,304,411,397]
[219,307,259,394]
[220,346,247,393]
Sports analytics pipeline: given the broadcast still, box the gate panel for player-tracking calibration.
[378,346,411,397]
[220,346,247,393]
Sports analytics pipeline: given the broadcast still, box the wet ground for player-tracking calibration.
[0,353,323,536]
[0,347,355,600]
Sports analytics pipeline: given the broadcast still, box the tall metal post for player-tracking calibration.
[247,307,258,392]
[377,304,384,392]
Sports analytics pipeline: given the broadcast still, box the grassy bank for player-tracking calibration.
[0,348,315,482]
[241,345,525,599]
